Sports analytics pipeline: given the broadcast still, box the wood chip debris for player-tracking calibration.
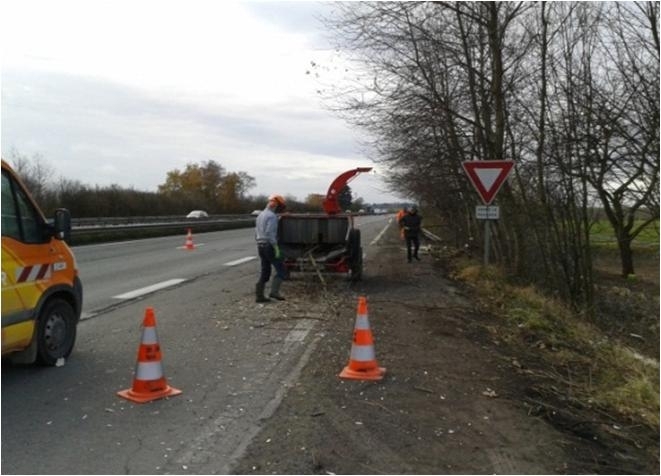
[482,388,498,398]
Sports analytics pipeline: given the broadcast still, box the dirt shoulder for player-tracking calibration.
[231,223,658,474]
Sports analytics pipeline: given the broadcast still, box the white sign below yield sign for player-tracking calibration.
[476,205,500,220]
[462,160,514,205]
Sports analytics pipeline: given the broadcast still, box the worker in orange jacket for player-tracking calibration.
[396,208,407,240]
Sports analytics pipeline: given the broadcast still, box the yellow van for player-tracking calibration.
[1,159,82,365]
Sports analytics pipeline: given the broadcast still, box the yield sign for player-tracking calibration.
[462,160,514,205]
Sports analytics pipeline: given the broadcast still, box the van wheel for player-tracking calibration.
[36,298,77,366]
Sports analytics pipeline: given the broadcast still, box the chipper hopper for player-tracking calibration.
[278,167,372,281]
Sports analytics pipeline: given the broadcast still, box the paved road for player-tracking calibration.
[1,215,392,474]
[73,227,260,318]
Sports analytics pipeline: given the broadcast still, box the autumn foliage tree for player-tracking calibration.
[158,160,255,213]
[6,152,261,216]
[305,193,325,210]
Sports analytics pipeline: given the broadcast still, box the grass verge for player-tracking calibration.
[443,253,659,431]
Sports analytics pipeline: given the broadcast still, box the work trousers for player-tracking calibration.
[405,235,420,261]
[257,243,287,283]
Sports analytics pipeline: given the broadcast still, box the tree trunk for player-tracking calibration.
[618,236,635,277]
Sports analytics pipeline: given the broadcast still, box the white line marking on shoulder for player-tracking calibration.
[113,279,187,299]
[224,256,258,266]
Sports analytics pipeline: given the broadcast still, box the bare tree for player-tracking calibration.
[320,1,658,309]
[6,148,55,206]
[585,2,660,276]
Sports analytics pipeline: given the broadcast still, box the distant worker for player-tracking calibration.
[396,208,407,240]
[400,206,422,262]
[255,194,287,302]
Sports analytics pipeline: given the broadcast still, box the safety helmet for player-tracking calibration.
[268,194,286,207]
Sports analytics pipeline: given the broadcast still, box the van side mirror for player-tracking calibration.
[53,208,72,242]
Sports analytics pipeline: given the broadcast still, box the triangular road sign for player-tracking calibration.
[462,161,514,205]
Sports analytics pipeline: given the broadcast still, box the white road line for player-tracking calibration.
[112,279,187,300]
[370,218,393,246]
[282,319,315,354]
[223,256,257,266]
[179,319,322,474]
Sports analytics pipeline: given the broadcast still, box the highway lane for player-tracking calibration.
[74,216,394,319]
[2,215,395,474]
[74,228,259,318]
[2,262,312,474]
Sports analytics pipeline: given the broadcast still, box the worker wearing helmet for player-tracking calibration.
[254,194,287,302]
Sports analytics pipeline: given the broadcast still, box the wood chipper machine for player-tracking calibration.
[278,167,372,281]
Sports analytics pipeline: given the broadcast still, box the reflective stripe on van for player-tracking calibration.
[15,264,52,283]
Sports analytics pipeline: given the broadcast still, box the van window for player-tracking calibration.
[1,169,44,243]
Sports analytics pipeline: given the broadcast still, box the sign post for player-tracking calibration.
[461,161,514,265]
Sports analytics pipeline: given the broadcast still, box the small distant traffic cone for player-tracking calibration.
[117,307,182,403]
[184,228,195,250]
[339,296,386,381]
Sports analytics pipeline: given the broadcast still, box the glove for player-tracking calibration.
[274,244,282,260]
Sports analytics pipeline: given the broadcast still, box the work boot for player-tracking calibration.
[256,282,270,303]
[269,276,285,301]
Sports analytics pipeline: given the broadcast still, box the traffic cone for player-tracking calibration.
[339,296,386,381]
[185,228,195,250]
[117,307,182,403]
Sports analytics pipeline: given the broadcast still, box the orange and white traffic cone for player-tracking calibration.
[184,228,195,250]
[339,296,386,381]
[117,307,182,403]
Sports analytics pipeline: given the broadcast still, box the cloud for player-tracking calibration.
[1,1,403,203]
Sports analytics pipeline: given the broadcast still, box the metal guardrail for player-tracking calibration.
[71,214,253,228]
[69,215,256,245]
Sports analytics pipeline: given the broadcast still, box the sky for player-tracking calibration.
[1,0,404,205]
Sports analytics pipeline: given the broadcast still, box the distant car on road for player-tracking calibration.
[186,210,209,219]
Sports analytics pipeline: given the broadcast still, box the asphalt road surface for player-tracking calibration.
[1,215,391,474]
